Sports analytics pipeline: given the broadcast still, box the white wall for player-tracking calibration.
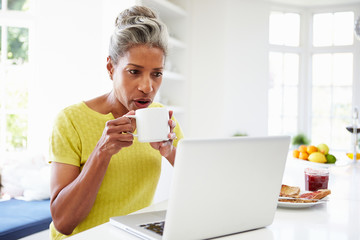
[29,0,133,153]
[187,0,270,138]
[223,0,270,137]
[186,0,227,138]
[35,0,104,109]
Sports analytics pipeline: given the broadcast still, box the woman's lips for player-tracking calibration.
[134,99,152,108]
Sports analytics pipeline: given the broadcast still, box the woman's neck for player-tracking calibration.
[84,92,127,118]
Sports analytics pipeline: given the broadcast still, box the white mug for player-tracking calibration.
[127,108,170,142]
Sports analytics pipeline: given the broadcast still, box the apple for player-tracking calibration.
[317,143,329,155]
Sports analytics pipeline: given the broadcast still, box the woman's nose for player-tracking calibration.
[138,76,153,94]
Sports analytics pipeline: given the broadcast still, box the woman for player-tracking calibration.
[49,6,183,239]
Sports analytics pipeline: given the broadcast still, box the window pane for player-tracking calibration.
[5,65,29,109]
[268,86,283,117]
[312,52,353,150]
[313,13,332,47]
[7,27,29,64]
[269,12,284,45]
[312,86,331,117]
[283,117,297,135]
[333,53,353,86]
[283,53,299,85]
[332,118,351,150]
[333,87,352,117]
[313,54,332,86]
[284,13,300,46]
[311,117,331,145]
[269,12,300,46]
[283,86,298,116]
[334,12,354,46]
[7,0,29,11]
[268,52,299,136]
[269,52,283,86]
[6,114,28,150]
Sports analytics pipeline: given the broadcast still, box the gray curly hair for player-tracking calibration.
[109,6,168,65]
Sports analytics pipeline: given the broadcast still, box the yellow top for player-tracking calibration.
[49,102,183,239]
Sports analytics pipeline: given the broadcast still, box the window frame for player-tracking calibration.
[0,0,34,153]
[269,5,304,137]
[269,3,360,150]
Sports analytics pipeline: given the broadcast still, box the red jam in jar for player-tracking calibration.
[304,168,329,191]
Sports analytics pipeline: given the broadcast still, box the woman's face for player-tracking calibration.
[108,45,164,112]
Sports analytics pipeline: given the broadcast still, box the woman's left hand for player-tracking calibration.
[150,110,177,159]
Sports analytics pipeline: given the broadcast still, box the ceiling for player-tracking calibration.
[267,0,360,7]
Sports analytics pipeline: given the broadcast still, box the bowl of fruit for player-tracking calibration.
[292,143,337,166]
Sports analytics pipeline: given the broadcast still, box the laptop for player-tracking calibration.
[110,136,290,240]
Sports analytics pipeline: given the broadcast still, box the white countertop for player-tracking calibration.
[67,156,360,240]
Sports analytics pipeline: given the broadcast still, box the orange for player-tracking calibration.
[298,145,308,153]
[299,152,309,160]
[307,145,318,154]
[293,149,300,158]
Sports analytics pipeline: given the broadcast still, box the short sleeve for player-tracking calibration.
[49,110,82,167]
[172,116,184,147]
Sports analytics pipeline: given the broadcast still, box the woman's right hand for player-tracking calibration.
[96,111,136,157]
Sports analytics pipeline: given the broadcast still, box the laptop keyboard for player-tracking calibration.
[139,221,165,236]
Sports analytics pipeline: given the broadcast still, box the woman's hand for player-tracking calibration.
[150,110,177,164]
[95,111,136,158]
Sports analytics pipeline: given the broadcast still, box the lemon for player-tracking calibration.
[308,152,327,163]
[326,154,337,164]
[346,153,360,160]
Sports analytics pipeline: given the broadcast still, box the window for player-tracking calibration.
[313,12,354,46]
[269,52,299,136]
[0,0,31,152]
[311,11,354,150]
[269,7,358,151]
[268,11,300,137]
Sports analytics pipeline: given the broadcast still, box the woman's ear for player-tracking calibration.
[106,56,114,80]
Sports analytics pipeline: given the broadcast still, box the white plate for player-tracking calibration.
[277,191,329,209]
[277,200,324,208]
[291,157,350,168]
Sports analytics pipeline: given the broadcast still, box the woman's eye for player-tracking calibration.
[153,72,163,77]
[129,69,139,74]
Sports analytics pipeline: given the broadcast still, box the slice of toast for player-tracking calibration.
[280,184,300,197]
[299,189,331,199]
